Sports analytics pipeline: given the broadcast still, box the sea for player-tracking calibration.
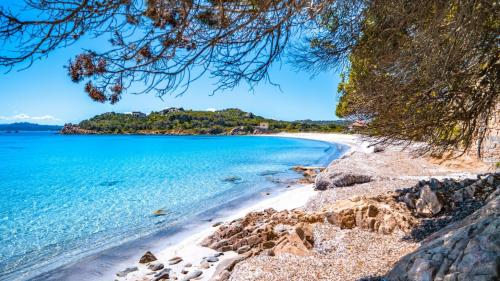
[0,132,347,280]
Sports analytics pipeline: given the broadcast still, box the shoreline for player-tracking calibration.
[27,133,354,281]
[111,133,363,281]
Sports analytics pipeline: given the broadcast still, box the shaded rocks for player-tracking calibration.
[386,190,500,281]
[116,266,138,277]
[139,251,157,263]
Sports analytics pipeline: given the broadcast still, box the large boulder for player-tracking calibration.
[315,171,372,190]
[415,185,443,217]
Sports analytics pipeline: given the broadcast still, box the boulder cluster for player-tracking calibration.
[204,173,499,281]
[387,174,500,281]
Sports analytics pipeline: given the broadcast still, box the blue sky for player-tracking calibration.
[0,4,342,125]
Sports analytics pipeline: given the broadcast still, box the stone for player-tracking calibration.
[148,263,164,271]
[168,256,183,265]
[415,185,443,217]
[200,260,210,269]
[184,262,192,267]
[237,245,250,254]
[116,266,138,277]
[315,171,372,190]
[152,268,171,281]
[182,270,202,281]
[139,251,157,263]
[205,256,219,262]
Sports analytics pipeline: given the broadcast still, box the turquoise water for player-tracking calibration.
[0,132,346,280]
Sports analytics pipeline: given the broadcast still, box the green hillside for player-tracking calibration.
[64,108,345,135]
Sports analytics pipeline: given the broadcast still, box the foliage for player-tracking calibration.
[76,109,345,134]
[333,0,499,155]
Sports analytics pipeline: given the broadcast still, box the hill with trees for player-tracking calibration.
[61,108,346,135]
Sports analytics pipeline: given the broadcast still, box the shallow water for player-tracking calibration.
[0,132,347,280]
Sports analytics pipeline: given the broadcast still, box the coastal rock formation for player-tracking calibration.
[292,166,325,184]
[200,208,323,254]
[324,195,418,234]
[315,171,373,190]
[60,123,97,134]
[386,190,500,281]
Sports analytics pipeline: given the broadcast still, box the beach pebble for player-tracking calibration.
[139,251,157,263]
[214,252,224,257]
[116,266,138,277]
[168,256,183,265]
[184,262,192,267]
[212,222,223,227]
[148,263,164,271]
[200,260,210,269]
[152,268,171,281]
[205,256,219,262]
[181,268,189,274]
[182,270,202,281]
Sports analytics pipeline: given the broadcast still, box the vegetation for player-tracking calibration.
[0,0,498,153]
[73,109,345,134]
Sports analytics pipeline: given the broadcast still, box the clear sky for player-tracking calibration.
[0,4,342,125]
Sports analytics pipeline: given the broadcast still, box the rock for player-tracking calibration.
[315,171,372,190]
[415,185,443,217]
[168,256,183,265]
[373,145,385,153]
[222,176,242,183]
[139,251,157,263]
[325,196,418,234]
[184,262,192,267]
[116,266,138,277]
[205,256,219,262]
[152,268,171,281]
[200,260,210,269]
[181,268,189,274]
[237,245,250,254]
[386,192,500,281]
[212,222,223,227]
[153,209,167,216]
[148,263,164,271]
[182,270,202,281]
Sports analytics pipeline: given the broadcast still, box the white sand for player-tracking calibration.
[118,133,361,281]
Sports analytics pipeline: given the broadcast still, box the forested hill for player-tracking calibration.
[61,108,346,135]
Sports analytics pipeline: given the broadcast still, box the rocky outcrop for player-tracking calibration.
[201,208,323,254]
[60,123,98,135]
[386,190,499,281]
[292,166,325,184]
[324,195,419,234]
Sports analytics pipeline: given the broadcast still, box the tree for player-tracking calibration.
[333,0,499,155]
[0,0,498,154]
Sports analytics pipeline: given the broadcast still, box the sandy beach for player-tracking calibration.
[113,132,495,281]
[114,133,362,281]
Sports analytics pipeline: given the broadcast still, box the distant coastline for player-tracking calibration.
[0,122,62,131]
[60,108,349,135]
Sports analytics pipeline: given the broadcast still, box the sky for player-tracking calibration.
[0,4,342,125]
